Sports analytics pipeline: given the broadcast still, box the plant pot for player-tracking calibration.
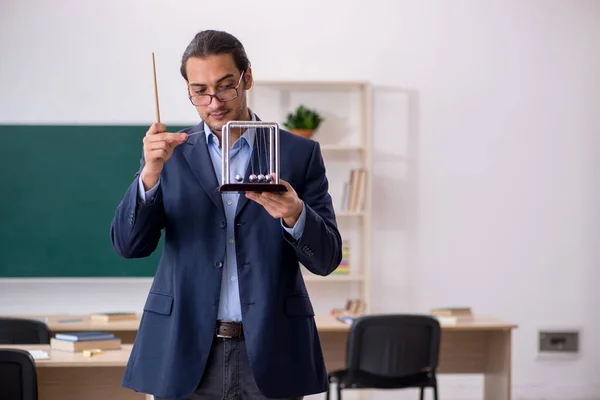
[290,129,314,138]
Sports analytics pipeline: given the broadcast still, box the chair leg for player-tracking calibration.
[419,387,424,400]
[433,383,439,400]
[325,386,330,400]
[336,383,342,400]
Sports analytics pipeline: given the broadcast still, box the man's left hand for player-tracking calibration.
[245,175,303,227]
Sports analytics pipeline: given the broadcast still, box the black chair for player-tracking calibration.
[0,318,51,345]
[326,314,441,400]
[0,349,38,400]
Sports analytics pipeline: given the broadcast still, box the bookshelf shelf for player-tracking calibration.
[250,80,372,314]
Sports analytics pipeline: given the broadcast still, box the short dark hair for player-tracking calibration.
[180,30,250,81]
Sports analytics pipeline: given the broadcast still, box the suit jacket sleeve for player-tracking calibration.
[110,158,166,259]
[285,141,343,276]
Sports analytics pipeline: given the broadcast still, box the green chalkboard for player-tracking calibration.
[0,124,188,277]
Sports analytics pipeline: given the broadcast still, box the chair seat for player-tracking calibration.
[329,369,435,390]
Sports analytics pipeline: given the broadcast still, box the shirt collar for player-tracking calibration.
[204,108,256,149]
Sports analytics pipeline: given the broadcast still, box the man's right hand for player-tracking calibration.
[140,122,188,190]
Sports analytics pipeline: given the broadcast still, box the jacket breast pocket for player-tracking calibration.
[143,291,174,316]
[285,295,315,317]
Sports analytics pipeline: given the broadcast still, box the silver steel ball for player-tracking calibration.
[249,174,258,182]
[235,174,243,182]
[257,174,265,182]
[265,174,272,182]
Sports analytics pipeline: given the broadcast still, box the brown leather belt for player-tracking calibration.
[216,320,244,339]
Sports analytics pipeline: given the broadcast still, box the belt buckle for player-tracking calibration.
[216,326,233,339]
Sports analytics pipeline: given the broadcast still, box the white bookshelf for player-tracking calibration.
[248,80,373,315]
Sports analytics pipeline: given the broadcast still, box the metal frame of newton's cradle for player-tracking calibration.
[218,120,287,193]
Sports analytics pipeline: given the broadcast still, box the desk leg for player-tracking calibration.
[484,329,512,400]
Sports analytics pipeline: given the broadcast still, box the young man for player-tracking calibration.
[110,30,342,400]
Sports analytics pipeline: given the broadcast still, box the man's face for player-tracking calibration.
[185,54,252,133]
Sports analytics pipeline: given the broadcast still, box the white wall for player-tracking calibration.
[2,0,600,399]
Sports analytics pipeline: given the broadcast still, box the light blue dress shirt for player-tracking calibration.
[138,112,306,321]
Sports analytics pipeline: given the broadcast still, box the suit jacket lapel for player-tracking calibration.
[182,123,225,216]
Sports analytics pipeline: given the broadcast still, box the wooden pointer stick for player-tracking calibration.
[152,52,161,124]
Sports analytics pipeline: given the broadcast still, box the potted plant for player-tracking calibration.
[283,105,323,138]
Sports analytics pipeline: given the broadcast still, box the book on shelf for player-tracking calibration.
[90,312,137,322]
[347,299,366,315]
[333,240,351,275]
[340,168,367,212]
[50,332,121,352]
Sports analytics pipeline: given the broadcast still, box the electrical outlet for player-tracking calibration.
[538,330,579,353]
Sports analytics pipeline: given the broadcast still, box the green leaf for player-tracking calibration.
[283,105,323,130]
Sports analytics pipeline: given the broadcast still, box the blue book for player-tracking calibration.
[54,332,116,342]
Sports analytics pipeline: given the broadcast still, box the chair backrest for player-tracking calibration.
[345,314,441,378]
[0,318,51,344]
[0,349,38,400]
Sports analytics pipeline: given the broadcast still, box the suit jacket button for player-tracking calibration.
[220,221,226,228]
[215,261,223,268]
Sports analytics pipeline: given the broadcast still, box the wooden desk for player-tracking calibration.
[7,314,516,400]
[0,344,148,400]
[11,314,140,343]
[315,315,517,400]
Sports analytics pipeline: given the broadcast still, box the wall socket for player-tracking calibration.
[538,330,579,353]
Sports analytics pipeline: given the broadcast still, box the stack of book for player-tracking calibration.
[340,168,367,212]
[89,312,137,322]
[332,299,366,324]
[430,307,473,325]
[50,331,122,352]
[333,240,351,275]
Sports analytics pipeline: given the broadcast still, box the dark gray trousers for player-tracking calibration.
[156,337,303,400]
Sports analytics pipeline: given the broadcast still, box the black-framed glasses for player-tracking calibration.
[188,72,245,106]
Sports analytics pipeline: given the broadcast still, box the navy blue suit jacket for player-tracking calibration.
[110,119,343,399]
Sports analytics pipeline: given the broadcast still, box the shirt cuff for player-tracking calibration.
[282,201,306,240]
[138,176,160,204]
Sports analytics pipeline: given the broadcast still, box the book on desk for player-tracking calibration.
[430,306,474,325]
[89,312,137,322]
[50,331,122,352]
